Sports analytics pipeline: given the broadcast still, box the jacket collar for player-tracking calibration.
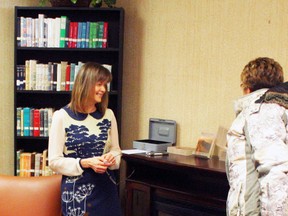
[234,88,268,116]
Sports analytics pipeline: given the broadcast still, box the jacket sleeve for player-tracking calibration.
[246,104,288,175]
[226,116,247,216]
[226,111,260,216]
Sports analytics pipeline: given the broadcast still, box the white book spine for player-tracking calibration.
[20,17,27,47]
[56,63,61,91]
[102,64,112,91]
[38,14,45,47]
[54,17,61,48]
[26,17,32,47]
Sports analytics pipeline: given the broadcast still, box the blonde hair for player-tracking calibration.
[241,57,283,92]
[69,62,112,115]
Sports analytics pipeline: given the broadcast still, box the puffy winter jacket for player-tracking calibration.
[226,85,288,216]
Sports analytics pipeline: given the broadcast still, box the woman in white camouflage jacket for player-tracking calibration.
[226,57,288,216]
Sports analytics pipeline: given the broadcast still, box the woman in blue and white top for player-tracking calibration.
[48,62,122,216]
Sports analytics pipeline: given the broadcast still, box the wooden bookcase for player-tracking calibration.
[14,6,124,175]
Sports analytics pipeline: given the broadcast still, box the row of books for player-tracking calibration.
[17,107,54,137]
[16,60,82,91]
[17,14,109,48]
[17,149,54,177]
[16,60,112,91]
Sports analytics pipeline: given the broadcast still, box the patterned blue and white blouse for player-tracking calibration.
[49,106,121,216]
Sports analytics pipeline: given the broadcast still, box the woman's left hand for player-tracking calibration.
[101,153,116,167]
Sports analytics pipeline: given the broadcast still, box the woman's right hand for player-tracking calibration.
[80,157,109,174]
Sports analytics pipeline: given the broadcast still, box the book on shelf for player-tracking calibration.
[102,22,108,48]
[48,62,53,91]
[19,152,31,177]
[20,16,27,47]
[33,108,40,136]
[38,14,46,48]
[24,59,37,90]
[52,63,58,91]
[39,109,44,136]
[69,63,75,91]
[36,63,44,90]
[18,14,110,49]
[20,109,24,136]
[16,149,23,176]
[102,64,112,91]
[16,17,21,47]
[76,22,83,48]
[56,63,61,91]
[33,17,39,47]
[17,149,54,177]
[30,59,37,90]
[26,17,33,47]
[25,60,30,90]
[23,107,31,136]
[16,107,22,136]
[67,21,73,48]
[60,15,68,48]
[81,22,87,48]
[34,153,42,176]
[16,107,54,137]
[60,61,68,91]
[54,17,61,48]
[65,65,71,91]
[30,152,36,176]
[17,60,84,92]
[85,21,90,48]
[97,21,104,48]
[46,18,53,48]
[16,65,25,90]
[30,108,34,136]
[89,22,96,48]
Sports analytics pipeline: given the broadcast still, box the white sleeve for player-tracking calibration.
[247,104,288,174]
[107,110,122,170]
[226,112,249,215]
[48,110,83,176]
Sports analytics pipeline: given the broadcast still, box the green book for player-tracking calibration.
[89,22,96,48]
[59,16,67,48]
[93,22,99,48]
[97,22,104,48]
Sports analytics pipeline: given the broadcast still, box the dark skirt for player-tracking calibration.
[61,169,121,216]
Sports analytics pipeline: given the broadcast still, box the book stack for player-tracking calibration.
[17,14,109,48]
[16,107,54,137]
[16,61,112,91]
[16,149,54,177]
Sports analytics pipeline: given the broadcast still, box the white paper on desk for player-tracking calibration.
[121,149,148,154]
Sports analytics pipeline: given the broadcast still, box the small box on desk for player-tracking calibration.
[133,118,177,152]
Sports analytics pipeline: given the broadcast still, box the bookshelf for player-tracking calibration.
[14,6,124,176]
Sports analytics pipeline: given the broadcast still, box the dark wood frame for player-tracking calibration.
[122,153,229,216]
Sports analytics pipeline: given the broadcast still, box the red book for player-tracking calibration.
[33,109,40,137]
[102,22,108,48]
[72,22,78,48]
[65,65,71,91]
[68,22,75,48]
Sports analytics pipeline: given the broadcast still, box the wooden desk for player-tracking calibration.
[122,153,229,216]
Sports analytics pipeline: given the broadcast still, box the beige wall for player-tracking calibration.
[119,0,288,150]
[1,0,288,175]
[0,0,39,175]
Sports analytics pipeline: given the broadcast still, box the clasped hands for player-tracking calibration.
[80,153,116,173]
